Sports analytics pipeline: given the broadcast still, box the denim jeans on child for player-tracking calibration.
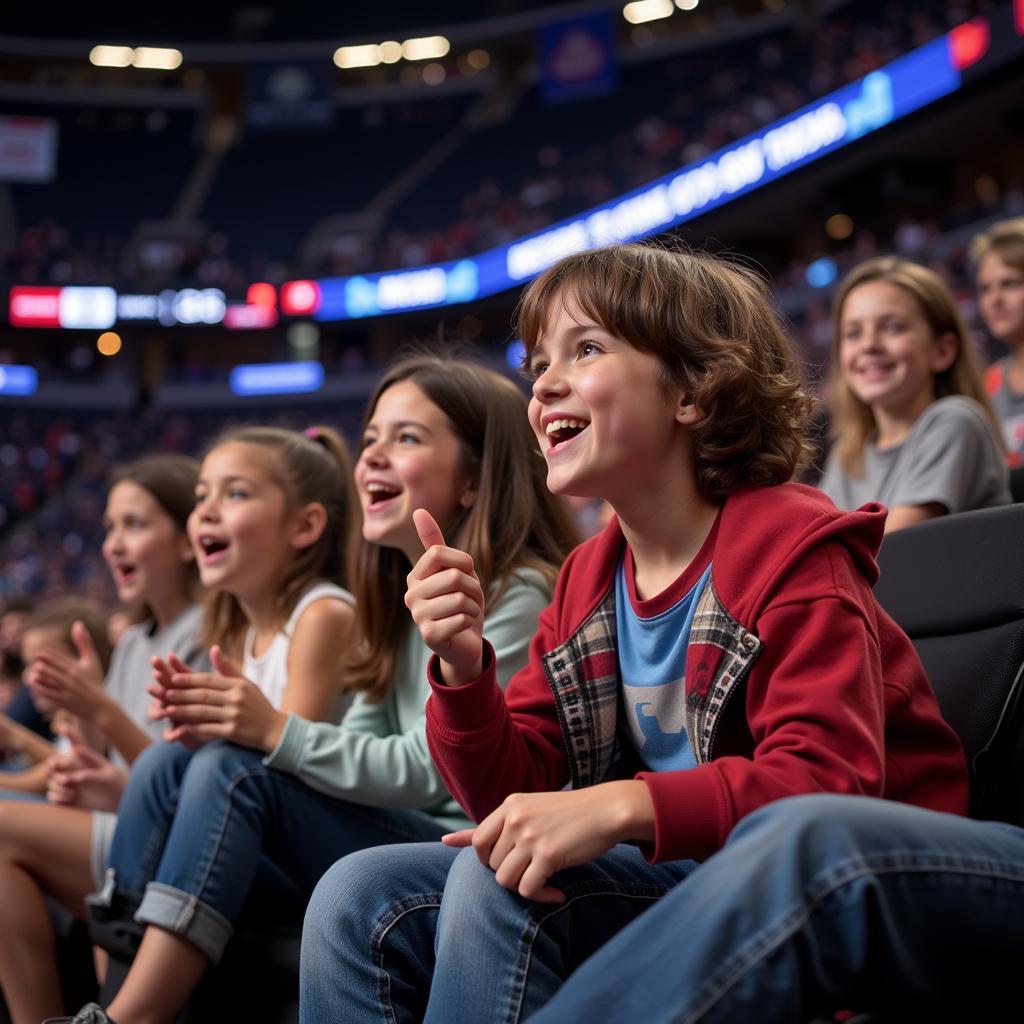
[301,794,1024,1023]
[301,838,697,1024]
[96,739,445,963]
[526,795,1024,1023]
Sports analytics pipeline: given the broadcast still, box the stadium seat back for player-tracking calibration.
[874,504,1024,824]
[1008,466,1024,504]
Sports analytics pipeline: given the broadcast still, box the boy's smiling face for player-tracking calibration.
[527,300,687,502]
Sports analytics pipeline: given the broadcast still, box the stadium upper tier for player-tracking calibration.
[1,0,993,309]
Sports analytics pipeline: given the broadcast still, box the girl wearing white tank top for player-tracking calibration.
[62,426,357,1024]
[151,425,359,742]
[241,580,352,715]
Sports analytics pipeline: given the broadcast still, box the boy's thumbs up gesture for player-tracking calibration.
[405,508,485,686]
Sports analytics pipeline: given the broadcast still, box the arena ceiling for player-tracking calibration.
[0,1,580,44]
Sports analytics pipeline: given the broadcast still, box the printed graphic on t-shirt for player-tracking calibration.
[615,559,711,773]
[621,679,695,771]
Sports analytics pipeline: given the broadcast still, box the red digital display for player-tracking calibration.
[9,286,61,327]
[246,282,277,309]
[225,304,278,330]
[280,280,322,316]
[948,17,990,70]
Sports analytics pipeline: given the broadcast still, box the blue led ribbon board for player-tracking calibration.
[229,361,325,396]
[306,34,962,321]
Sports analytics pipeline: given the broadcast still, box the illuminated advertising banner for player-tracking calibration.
[294,32,965,322]
[229,361,324,396]
[8,287,225,328]
[224,304,278,329]
[280,279,321,316]
[224,282,278,330]
[0,364,38,396]
[9,285,116,328]
[9,286,61,327]
[159,288,226,326]
[59,287,117,329]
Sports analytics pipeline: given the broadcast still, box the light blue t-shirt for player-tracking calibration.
[615,556,713,772]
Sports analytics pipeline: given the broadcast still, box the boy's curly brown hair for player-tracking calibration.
[515,242,815,502]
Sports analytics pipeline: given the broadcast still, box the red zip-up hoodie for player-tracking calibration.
[426,483,969,863]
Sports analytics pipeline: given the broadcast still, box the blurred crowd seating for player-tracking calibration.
[1,0,984,289]
[2,198,1019,605]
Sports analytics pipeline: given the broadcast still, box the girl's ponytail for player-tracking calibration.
[303,424,361,589]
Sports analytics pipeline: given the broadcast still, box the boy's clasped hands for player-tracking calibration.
[406,508,654,905]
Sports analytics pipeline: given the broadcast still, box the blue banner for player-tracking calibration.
[538,11,618,105]
[247,60,334,132]
[229,361,324,396]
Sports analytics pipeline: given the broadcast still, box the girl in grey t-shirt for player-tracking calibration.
[819,256,1010,530]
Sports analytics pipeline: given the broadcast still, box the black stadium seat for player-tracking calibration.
[807,504,1024,1024]
[874,503,1024,824]
[1008,465,1024,504]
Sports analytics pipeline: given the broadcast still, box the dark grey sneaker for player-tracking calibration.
[42,1003,117,1024]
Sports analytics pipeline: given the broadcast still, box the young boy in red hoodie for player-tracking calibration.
[299,243,969,1023]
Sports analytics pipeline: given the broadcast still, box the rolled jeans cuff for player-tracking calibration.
[136,882,234,965]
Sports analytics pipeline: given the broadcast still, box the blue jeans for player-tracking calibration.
[97,740,445,964]
[301,839,697,1024]
[528,795,1024,1023]
[303,795,1024,1023]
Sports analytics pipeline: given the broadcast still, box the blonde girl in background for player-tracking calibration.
[819,255,1009,530]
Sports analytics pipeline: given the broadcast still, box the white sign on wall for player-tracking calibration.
[0,116,58,183]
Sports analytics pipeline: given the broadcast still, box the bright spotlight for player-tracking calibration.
[334,44,382,69]
[132,47,183,70]
[401,36,450,61]
[89,45,134,68]
[623,0,674,25]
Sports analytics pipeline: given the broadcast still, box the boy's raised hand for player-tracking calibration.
[405,508,485,686]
